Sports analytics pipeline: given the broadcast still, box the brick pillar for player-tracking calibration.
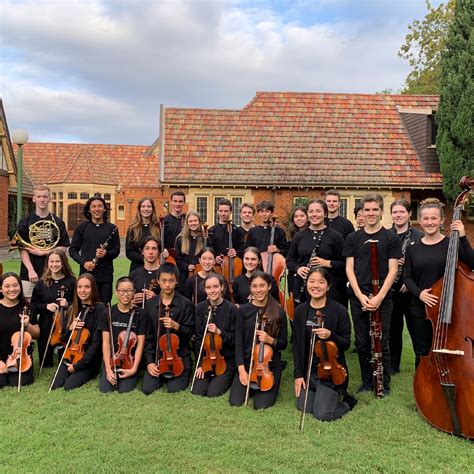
[0,170,9,246]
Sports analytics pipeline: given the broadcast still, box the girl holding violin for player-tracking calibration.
[293,267,355,422]
[99,277,147,393]
[192,273,239,397]
[232,247,279,305]
[229,271,287,409]
[403,198,474,367]
[31,249,76,368]
[51,273,105,391]
[126,197,161,273]
[0,273,39,389]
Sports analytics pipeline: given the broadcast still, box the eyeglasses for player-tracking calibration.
[117,289,135,295]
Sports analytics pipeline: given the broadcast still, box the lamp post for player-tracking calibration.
[12,129,29,223]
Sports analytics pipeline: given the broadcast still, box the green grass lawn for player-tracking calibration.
[1,258,471,472]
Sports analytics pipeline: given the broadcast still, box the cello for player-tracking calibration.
[413,176,474,439]
[221,219,243,303]
[159,215,177,266]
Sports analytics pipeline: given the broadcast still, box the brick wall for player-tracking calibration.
[0,171,9,246]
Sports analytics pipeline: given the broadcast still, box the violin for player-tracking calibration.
[112,308,137,371]
[6,306,32,375]
[159,215,177,265]
[157,304,184,378]
[50,286,66,349]
[249,313,274,391]
[63,306,91,365]
[221,219,243,303]
[201,305,226,376]
[313,311,347,386]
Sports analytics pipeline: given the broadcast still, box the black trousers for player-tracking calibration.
[296,375,350,422]
[229,362,283,409]
[389,291,417,372]
[51,362,98,391]
[97,282,113,304]
[99,367,140,393]
[0,367,34,389]
[350,296,392,389]
[191,364,236,397]
[333,278,349,308]
[142,368,191,395]
[413,314,433,368]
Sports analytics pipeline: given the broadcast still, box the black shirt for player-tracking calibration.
[69,221,120,282]
[164,214,185,250]
[30,276,76,321]
[246,225,289,257]
[125,224,152,273]
[232,273,280,305]
[327,215,354,240]
[129,267,161,295]
[15,212,69,280]
[208,223,244,257]
[343,226,400,295]
[184,274,231,305]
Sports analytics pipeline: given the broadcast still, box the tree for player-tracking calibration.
[436,0,474,201]
[399,1,455,94]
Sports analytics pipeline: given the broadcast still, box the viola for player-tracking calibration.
[313,311,347,386]
[249,314,274,392]
[50,286,66,349]
[112,308,137,371]
[63,306,91,365]
[157,304,184,378]
[221,219,243,303]
[6,306,32,375]
[159,215,177,265]
[200,305,226,376]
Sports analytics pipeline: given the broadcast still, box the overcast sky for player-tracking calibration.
[0,0,440,145]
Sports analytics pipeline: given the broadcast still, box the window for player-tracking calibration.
[0,148,6,171]
[293,196,310,208]
[339,198,348,218]
[232,197,243,226]
[80,192,89,200]
[52,202,57,214]
[410,200,419,221]
[58,192,63,199]
[117,204,125,220]
[429,114,438,146]
[58,201,64,218]
[104,193,111,201]
[196,196,208,223]
[68,192,77,200]
[52,192,57,200]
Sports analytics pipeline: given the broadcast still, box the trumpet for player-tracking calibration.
[10,219,60,252]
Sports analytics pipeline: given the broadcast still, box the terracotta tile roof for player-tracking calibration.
[163,92,442,188]
[19,143,156,187]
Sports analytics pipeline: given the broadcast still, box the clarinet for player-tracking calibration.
[393,227,412,284]
[368,239,384,399]
[92,226,117,265]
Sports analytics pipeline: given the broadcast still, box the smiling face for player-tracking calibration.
[362,200,383,227]
[89,199,105,222]
[199,251,216,272]
[218,205,231,224]
[205,276,224,303]
[140,200,154,220]
[1,276,21,303]
[187,214,200,232]
[77,277,92,304]
[306,271,330,301]
[250,277,270,304]
[391,204,411,228]
[325,194,339,215]
[171,195,185,215]
[240,206,254,225]
[308,202,326,228]
[116,281,135,306]
[243,250,260,273]
[47,253,63,275]
[293,209,308,229]
[419,207,443,236]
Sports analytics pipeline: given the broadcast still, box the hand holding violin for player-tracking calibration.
[147,362,160,377]
[256,329,274,345]
[0,360,7,374]
[160,316,179,331]
[238,365,249,386]
[313,327,331,340]
[106,368,117,386]
[207,323,221,335]
[66,362,76,373]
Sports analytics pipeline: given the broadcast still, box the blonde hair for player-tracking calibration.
[420,198,445,219]
[34,184,51,195]
[178,211,204,255]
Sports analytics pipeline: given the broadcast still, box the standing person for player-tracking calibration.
[246,200,289,258]
[175,211,205,292]
[229,271,288,409]
[293,267,355,422]
[325,190,355,308]
[163,191,186,252]
[192,273,238,397]
[142,263,194,395]
[30,250,76,368]
[129,236,162,307]
[389,199,423,374]
[403,198,474,368]
[288,206,309,240]
[354,204,366,231]
[236,203,256,247]
[343,194,400,394]
[51,274,105,391]
[286,200,344,304]
[69,194,120,304]
[125,197,161,273]
[0,273,39,389]
[99,277,147,394]
[12,185,69,300]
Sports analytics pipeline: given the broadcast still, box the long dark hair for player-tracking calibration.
[41,249,75,287]
[67,273,101,325]
[0,272,27,306]
[288,205,308,238]
[128,197,161,244]
[83,194,110,222]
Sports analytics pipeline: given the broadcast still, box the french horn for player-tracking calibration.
[10,219,60,252]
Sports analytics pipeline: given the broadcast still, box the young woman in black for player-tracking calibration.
[403,198,474,367]
[31,249,76,368]
[229,271,287,409]
[287,199,344,304]
[51,273,105,391]
[192,273,238,397]
[232,247,279,305]
[293,267,354,422]
[288,206,308,240]
[126,197,161,273]
[0,273,39,388]
[99,277,147,393]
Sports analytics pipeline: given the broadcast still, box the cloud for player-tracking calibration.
[0,0,429,144]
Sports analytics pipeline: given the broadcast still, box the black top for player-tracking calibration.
[194,299,239,364]
[232,273,280,305]
[163,214,185,250]
[292,299,351,384]
[235,302,288,369]
[403,235,474,316]
[343,227,401,295]
[125,224,152,272]
[208,223,244,257]
[69,221,120,282]
[175,235,202,274]
[15,212,69,280]
[327,215,354,240]
[246,225,289,257]
[143,293,194,367]
[98,305,148,349]
[236,226,251,248]
[30,276,76,321]
[129,267,161,295]
[0,302,36,361]
[184,274,231,305]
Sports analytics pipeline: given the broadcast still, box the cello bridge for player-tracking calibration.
[432,349,464,356]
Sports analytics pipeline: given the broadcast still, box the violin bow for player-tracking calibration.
[17,307,28,393]
[300,330,317,431]
[141,282,147,310]
[107,304,118,384]
[154,298,163,367]
[191,303,214,392]
[245,308,261,406]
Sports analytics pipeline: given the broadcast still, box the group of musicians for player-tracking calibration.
[1,184,473,427]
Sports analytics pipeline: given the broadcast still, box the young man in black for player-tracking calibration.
[163,191,186,251]
[142,263,194,394]
[246,200,289,257]
[13,185,69,300]
[208,199,244,263]
[236,202,256,247]
[69,194,120,304]
[343,194,399,395]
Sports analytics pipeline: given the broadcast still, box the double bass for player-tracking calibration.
[413,176,474,439]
